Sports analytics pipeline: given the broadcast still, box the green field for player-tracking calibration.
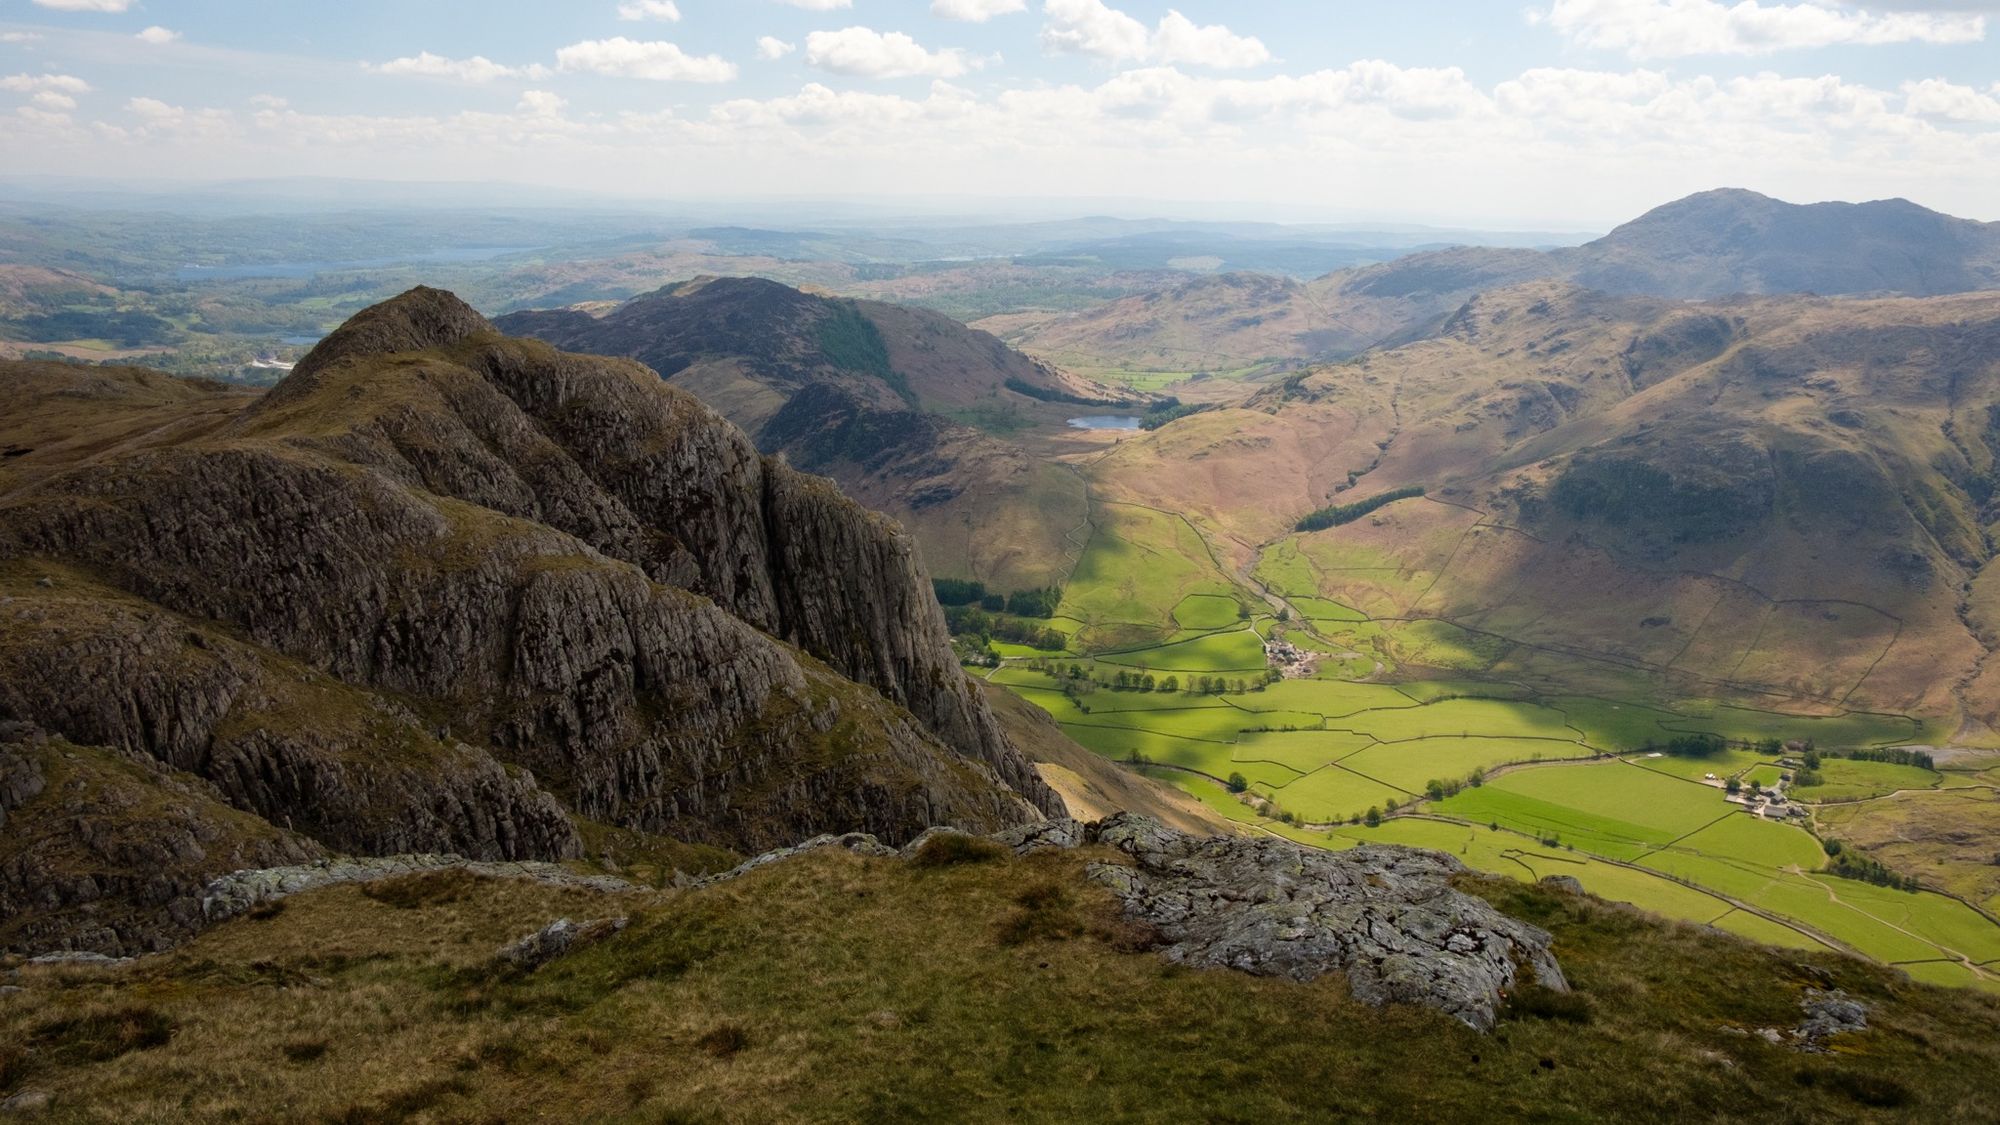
[1793,758,1940,802]
[1260,766,1408,822]
[1663,703,1922,749]
[1323,818,1830,951]
[1338,737,1591,792]
[1287,595,1367,623]
[1058,502,1240,633]
[1095,629,1268,672]
[1233,729,1376,772]
[1172,593,1245,630]
[1437,762,1728,861]
[1337,697,1580,742]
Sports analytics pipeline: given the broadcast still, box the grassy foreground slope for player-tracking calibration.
[5,844,1999,1122]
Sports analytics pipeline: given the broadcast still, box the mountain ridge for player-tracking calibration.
[0,287,1065,954]
[995,189,2000,377]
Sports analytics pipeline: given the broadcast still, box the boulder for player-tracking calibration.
[498,917,628,970]
[1083,814,1567,1031]
[697,832,897,887]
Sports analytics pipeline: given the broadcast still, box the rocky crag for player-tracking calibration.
[0,287,1062,954]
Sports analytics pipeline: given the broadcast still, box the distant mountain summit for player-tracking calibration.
[1563,188,2000,299]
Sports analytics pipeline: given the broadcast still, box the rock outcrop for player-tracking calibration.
[497,916,630,970]
[0,287,1062,950]
[1081,814,1566,1031]
[197,854,647,926]
[0,730,323,956]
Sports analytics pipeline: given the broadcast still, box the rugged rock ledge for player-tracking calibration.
[198,855,646,925]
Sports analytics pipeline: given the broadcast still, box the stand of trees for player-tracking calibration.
[1659,733,1727,757]
[1295,486,1426,533]
[1837,747,1936,770]
[934,579,1063,619]
[1140,402,1210,430]
[941,605,1065,651]
[1822,839,1921,892]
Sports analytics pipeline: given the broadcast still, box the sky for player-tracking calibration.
[1,0,1997,227]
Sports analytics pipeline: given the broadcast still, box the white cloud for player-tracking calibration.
[556,37,738,82]
[135,26,181,45]
[518,89,567,115]
[932,0,1028,20]
[1151,10,1270,69]
[31,90,75,110]
[1041,1,1268,69]
[30,0,130,10]
[1902,77,2000,123]
[0,73,91,94]
[1,32,44,43]
[126,95,181,122]
[757,36,798,60]
[9,48,1999,228]
[1041,0,1150,60]
[713,79,978,129]
[776,0,854,8]
[804,27,978,78]
[1536,0,1987,58]
[249,94,289,109]
[617,0,681,20]
[370,52,550,83]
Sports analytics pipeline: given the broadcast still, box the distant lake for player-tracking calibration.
[176,245,541,281]
[279,335,320,347]
[1068,415,1143,431]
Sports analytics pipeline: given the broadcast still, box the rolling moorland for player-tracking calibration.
[989,190,2000,389]
[0,193,1577,382]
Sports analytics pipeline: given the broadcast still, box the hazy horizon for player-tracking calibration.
[4,0,1998,226]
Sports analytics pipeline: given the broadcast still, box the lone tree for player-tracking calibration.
[1363,806,1382,828]
[1225,771,1248,794]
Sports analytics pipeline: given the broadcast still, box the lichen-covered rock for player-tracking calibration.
[993,817,1089,853]
[1083,814,1566,1031]
[1789,988,1869,1052]
[198,855,645,924]
[497,916,629,970]
[697,831,897,887]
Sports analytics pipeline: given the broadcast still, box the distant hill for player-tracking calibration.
[997,190,2000,376]
[1562,188,2000,299]
[499,277,1144,588]
[1088,279,2000,730]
